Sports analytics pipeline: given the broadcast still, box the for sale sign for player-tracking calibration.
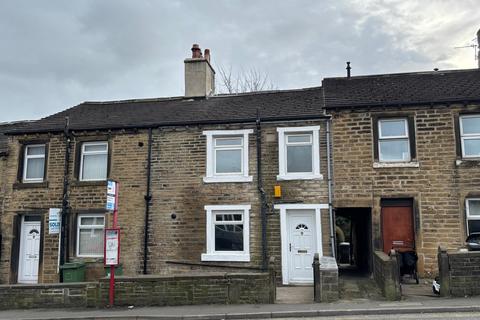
[104,228,120,266]
[48,208,61,234]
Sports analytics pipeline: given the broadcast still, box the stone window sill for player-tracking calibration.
[277,174,323,181]
[456,159,480,167]
[13,181,49,189]
[71,180,107,187]
[201,253,250,262]
[373,162,419,168]
[203,176,253,183]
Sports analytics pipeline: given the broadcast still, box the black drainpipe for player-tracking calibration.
[256,111,268,271]
[143,128,153,274]
[59,117,72,281]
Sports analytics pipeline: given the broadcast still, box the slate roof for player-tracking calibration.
[0,121,32,155]
[322,68,480,109]
[6,87,325,135]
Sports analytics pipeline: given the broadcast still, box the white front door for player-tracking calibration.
[287,209,316,284]
[18,216,41,284]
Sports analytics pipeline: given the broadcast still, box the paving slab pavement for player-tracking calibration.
[1,296,480,320]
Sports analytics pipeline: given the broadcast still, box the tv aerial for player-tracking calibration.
[454,37,478,63]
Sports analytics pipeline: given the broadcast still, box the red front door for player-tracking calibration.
[381,202,414,254]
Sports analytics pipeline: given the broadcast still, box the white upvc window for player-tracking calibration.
[201,204,251,262]
[378,119,411,162]
[203,130,253,183]
[460,115,480,158]
[23,144,46,183]
[76,214,105,257]
[79,141,108,181]
[466,198,480,235]
[277,126,321,180]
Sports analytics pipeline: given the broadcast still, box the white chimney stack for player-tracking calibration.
[184,44,215,97]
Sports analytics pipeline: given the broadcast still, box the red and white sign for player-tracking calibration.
[104,228,120,266]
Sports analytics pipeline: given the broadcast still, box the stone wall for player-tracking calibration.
[99,272,275,307]
[438,247,480,297]
[330,104,480,275]
[373,250,401,300]
[0,270,275,310]
[0,282,98,310]
[313,255,339,302]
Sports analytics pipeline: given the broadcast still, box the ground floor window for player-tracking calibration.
[466,198,480,235]
[76,214,105,257]
[201,204,250,262]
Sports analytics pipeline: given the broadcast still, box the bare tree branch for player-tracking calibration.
[216,65,276,94]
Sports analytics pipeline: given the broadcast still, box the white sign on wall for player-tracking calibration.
[48,208,61,234]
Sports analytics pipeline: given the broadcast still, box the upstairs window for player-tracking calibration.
[460,115,480,158]
[203,130,253,183]
[466,199,480,235]
[378,119,411,162]
[79,142,108,181]
[76,214,105,257]
[277,126,321,180]
[214,136,243,174]
[23,144,46,182]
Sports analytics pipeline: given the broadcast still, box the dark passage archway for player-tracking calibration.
[335,207,372,275]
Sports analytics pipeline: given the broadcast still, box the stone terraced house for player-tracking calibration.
[0,45,479,286]
[0,46,333,285]
[322,69,480,275]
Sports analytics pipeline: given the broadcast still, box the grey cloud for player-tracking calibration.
[0,0,478,122]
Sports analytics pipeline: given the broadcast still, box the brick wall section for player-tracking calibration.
[0,131,148,283]
[0,282,98,310]
[330,104,480,275]
[441,251,480,297]
[373,251,401,300]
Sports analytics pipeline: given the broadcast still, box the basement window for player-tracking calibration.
[378,119,411,162]
[22,144,46,183]
[466,199,480,235]
[277,126,322,180]
[79,141,108,181]
[201,205,251,262]
[460,115,480,158]
[76,214,105,257]
[203,130,253,183]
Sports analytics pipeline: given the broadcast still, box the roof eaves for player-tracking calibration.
[323,68,480,81]
[5,114,331,136]
[324,97,480,109]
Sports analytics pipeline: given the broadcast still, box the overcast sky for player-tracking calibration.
[1,0,479,122]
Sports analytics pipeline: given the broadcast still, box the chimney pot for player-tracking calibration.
[204,49,211,62]
[191,44,203,59]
